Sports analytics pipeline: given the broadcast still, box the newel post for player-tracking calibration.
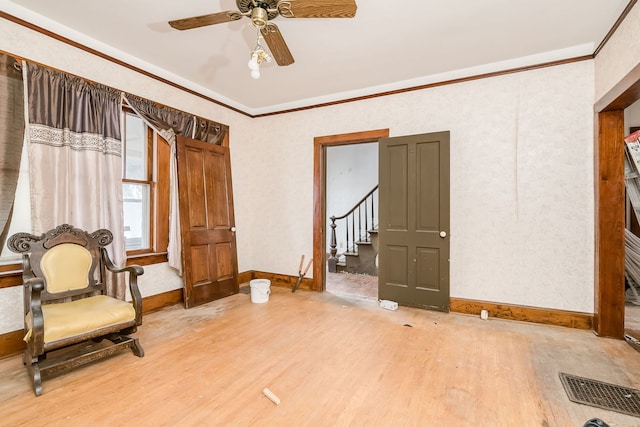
[328,216,338,273]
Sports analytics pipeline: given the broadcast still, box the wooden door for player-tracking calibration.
[378,132,450,311]
[177,135,238,308]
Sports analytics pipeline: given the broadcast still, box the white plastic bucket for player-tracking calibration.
[249,279,271,303]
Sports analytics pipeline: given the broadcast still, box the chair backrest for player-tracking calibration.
[8,224,112,301]
[40,243,93,293]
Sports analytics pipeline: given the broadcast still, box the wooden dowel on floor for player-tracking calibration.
[263,387,280,405]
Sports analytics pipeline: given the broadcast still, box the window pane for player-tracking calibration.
[123,183,150,250]
[124,114,147,180]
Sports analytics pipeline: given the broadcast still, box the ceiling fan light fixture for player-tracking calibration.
[248,53,260,70]
[248,54,260,79]
[247,30,273,79]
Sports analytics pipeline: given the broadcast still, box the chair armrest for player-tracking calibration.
[101,250,144,277]
[24,277,45,354]
[101,249,144,325]
[108,264,144,277]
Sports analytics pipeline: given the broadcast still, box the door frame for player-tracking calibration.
[595,62,640,338]
[312,129,390,291]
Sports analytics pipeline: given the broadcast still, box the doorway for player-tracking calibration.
[325,142,379,299]
[595,62,640,339]
[312,129,390,294]
[623,100,640,344]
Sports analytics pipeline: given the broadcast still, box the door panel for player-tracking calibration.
[416,247,439,291]
[387,245,409,287]
[190,245,211,284]
[387,145,408,230]
[215,242,234,280]
[379,132,450,311]
[185,148,207,227]
[177,135,238,308]
[207,152,231,227]
[417,142,440,230]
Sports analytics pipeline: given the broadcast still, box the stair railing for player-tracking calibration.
[328,185,378,272]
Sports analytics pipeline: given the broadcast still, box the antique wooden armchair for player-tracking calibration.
[7,224,144,396]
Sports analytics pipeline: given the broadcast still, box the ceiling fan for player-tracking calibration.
[168,0,358,67]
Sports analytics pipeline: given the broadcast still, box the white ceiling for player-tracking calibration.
[1,0,631,115]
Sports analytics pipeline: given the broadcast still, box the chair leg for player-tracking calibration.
[131,338,144,358]
[32,365,42,397]
[24,351,43,396]
[104,333,144,358]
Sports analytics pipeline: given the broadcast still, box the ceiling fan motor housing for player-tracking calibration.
[251,7,269,28]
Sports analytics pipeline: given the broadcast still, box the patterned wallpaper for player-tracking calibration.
[231,62,596,313]
[0,16,605,334]
[595,2,640,101]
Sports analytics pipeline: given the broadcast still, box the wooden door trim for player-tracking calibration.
[313,129,390,291]
[595,62,640,338]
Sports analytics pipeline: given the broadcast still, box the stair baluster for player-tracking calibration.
[351,210,356,252]
[364,202,368,243]
[346,216,350,255]
[370,192,375,233]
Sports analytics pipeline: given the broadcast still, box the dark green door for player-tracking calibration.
[378,132,450,311]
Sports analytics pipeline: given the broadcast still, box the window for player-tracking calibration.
[121,108,171,261]
[122,112,152,252]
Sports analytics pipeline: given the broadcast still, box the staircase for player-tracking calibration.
[336,228,378,276]
[328,185,378,276]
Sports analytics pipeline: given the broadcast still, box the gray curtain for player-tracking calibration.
[194,116,228,145]
[124,93,195,138]
[0,54,25,250]
[26,62,126,298]
[27,65,121,142]
[124,94,229,144]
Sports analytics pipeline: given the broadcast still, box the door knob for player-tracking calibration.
[439,231,447,238]
[230,226,236,232]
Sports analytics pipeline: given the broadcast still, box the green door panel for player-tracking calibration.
[378,131,450,311]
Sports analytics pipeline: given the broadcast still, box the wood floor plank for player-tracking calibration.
[1,288,640,426]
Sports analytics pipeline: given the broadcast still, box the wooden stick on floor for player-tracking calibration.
[262,388,280,405]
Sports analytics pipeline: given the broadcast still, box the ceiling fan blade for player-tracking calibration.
[261,24,295,66]
[278,0,357,18]
[169,11,242,30]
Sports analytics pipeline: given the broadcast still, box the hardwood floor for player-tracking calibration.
[2,287,640,426]
[325,271,378,300]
